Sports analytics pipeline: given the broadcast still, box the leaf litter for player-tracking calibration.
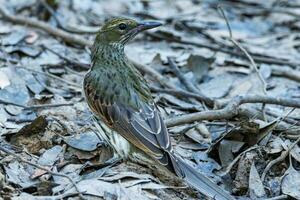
[0,0,300,199]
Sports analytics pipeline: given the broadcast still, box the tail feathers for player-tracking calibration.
[172,154,235,200]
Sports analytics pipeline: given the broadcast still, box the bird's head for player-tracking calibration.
[95,18,162,45]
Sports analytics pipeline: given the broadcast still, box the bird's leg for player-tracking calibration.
[129,148,185,187]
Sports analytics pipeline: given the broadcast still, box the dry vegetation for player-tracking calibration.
[0,0,300,199]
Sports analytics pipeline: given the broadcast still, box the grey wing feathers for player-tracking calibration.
[111,101,185,177]
[112,102,170,158]
[84,72,184,176]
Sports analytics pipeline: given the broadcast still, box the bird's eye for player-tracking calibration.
[118,23,127,30]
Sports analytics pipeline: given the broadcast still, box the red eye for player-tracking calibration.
[118,23,127,30]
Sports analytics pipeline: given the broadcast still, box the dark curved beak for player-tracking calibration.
[137,21,162,31]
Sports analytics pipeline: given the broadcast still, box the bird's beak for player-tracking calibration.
[136,21,162,32]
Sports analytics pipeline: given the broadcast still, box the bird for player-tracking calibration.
[83,17,235,200]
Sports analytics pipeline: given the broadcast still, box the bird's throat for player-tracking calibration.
[91,41,128,70]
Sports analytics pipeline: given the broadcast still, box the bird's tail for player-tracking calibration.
[169,153,235,200]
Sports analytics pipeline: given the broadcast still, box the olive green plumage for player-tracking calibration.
[83,17,235,200]
[84,18,173,168]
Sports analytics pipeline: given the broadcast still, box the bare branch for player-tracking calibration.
[150,86,213,105]
[42,45,90,70]
[0,99,74,110]
[217,5,267,94]
[166,97,241,127]
[215,95,300,109]
[271,65,300,83]
[147,32,300,69]
[167,57,214,107]
[166,95,300,127]
[0,6,92,47]
[261,135,300,181]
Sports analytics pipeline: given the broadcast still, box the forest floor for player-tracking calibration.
[1,0,300,199]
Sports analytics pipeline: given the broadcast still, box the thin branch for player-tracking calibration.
[264,195,289,200]
[0,99,27,108]
[215,95,300,108]
[147,32,300,69]
[166,57,214,107]
[0,146,86,200]
[20,67,81,88]
[167,57,200,94]
[150,86,214,104]
[25,102,75,110]
[0,6,92,47]
[261,135,300,181]
[166,95,300,127]
[255,107,299,126]
[42,45,90,70]
[271,65,300,83]
[0,99,74,110]
[217,6,267,95]
[238,107,299,135]
[217,5,267,120]
[39,0,98,34]
[220,146,261,177]
[131,59,177,89]
[166,96,241,127]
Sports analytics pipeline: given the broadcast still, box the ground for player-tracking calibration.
[0,0,300,199]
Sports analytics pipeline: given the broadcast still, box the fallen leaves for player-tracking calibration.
[282,164,300,199]
[249,162,266,199]
[0,0,300,199]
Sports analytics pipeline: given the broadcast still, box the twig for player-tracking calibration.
[220,146,260,176]
[131,60,176,89]
[41,45,90,70]
[150,86,214,105]
[263,195,288,200]
[19,67,81,88]
[0,6,92,47]
[215,95,300,108]
[217,6,267,94]
[271,65,300,83]
[238,106,299,135]
[167,57,200,94]
[166,95,300,127]
[0,99,74,110]
[25,102,75,110]
[0,99,27,108]
[147,32,300,68]
[39,0,98,34]
[166,57,214,107]
[8,192,82,200]
[217,5,267,120]
[258,107,299,126]
[166,96,241,127]
[261,134,300,181]
[0,146,86,200]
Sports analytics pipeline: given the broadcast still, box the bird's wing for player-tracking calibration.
[113,100,169,155]
[84,77,182,174]
[110,99,185,176]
